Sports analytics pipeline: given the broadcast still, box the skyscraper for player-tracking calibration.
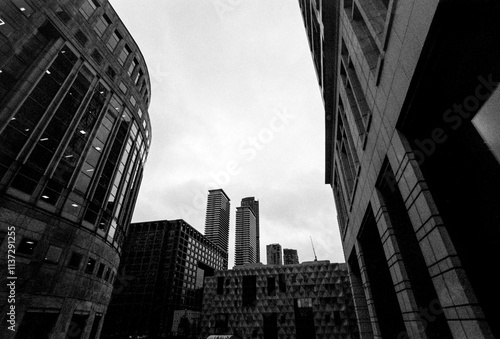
[0,1,151,338]
[300,0,500,337]
[234,204,257,266]
[204,189,230,268]
[241,196,260,262]
[283,248,299,265]
[266,243,283,265]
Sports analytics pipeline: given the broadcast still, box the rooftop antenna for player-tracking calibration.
[310,236,317,261]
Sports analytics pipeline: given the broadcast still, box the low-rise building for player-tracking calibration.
[200,261,359,339]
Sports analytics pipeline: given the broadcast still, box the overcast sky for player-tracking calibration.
[109,0,344,267]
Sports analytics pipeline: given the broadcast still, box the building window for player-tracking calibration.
[75,30,88,46]
[127,58,138,77]
[297,298,312,308]
[79,0,100,20]
[85,257,96,274]
[12,0,34,17]
[217,277,224,294]
[279,274,286,293]
[118,45,131,66]
[91,49,103,65]
[68,252,83,270]
[104,266,111,281]
[44,245,63,264]
[129,96,136,107]
[107,30,122,51]
[134,69,143,85]
[55,6,71,23]
[17,238,38,256]
[267,276,276,296]
[106,66,116,80]
[94,14,111,37]
[242,275,257,307]
[344,1,381,71]
[334,311,341,326]
[118,81,127,94]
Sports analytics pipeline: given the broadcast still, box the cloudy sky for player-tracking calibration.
[109,0,344,267]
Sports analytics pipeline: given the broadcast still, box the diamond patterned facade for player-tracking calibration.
[200,261,359,339]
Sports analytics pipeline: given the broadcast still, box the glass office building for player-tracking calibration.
[0,0,151,338]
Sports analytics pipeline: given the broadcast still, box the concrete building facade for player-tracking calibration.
[200,261,359,339]
[283,248,299,265]
[0,0,151,338]
[204,188,230,269]
[235,203,257,267]
[101,219,225,338]
[267,243,283,265]
[299,0,500,338]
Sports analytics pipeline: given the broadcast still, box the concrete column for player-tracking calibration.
[372,189,428,338]
[354,240,382,338]
[388,130,493,338]
[347,257,374,339]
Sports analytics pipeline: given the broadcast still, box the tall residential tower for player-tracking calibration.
[234,201,257,267]
[241,196,260,262]
[0,1,151,338]
[204,189,230,268]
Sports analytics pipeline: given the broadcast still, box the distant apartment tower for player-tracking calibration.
[241,196,260,262]
[204,189,230,269]
[234,203,257,266]
[284,248,300,265]
[0,1,151,338]
[300,0,500,337]
[102,219,225,338]
[267,243,283,265]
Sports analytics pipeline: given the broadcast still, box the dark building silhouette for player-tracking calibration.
[241,196,260,262]
[0,0,151,338]
[204,188,230,269]
[200,261,359,339]
[300,0,500,338]
[102,219,225,338]
[283,248,299,265]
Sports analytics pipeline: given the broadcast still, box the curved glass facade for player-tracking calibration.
[0,0,151,337]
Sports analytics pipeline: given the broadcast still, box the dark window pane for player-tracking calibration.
[85,257,96,274]
[68,252,83,269]
[18,238,38,255]
[96,263,105,278]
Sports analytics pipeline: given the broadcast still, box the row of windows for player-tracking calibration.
[343,0,390,72]
[0,44,147,249]
[13,237,116,283]
[78,0,149,107]
[333,0,393,229]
